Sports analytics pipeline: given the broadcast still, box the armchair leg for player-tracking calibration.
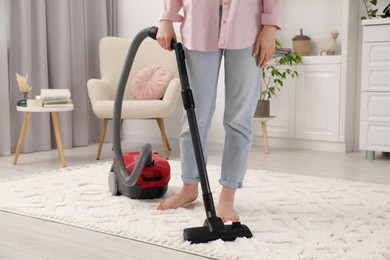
[156,118,170,159]
[97,119,109,160]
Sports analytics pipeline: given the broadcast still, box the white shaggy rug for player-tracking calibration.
[1,161,390,259]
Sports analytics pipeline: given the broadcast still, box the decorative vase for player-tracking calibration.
[17,92,29,107]
[254,100,270,118]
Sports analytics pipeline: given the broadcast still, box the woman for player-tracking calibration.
[157,0,282,223]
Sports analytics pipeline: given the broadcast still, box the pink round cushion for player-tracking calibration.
[131,65,173,100]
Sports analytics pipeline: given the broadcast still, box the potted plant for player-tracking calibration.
[361,0,390,19]
[362,0,379,19]
[254,40,303,117]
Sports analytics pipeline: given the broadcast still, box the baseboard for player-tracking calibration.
[252,134,355,153]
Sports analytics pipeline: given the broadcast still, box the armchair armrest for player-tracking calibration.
[160,78,181,117]
[87,79,114,105]
[162,78,180,102]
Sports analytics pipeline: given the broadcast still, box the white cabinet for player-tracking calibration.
[266,77,295,139]
[295,64,341,141]
[359,19,390,159]
[262,59,342,148]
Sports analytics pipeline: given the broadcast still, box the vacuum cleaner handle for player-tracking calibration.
[148,26,178,51]
[149,26,189,75]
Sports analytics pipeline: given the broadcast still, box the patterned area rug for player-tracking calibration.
[1,161,390,259]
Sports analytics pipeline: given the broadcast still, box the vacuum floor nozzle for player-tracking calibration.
[183,221,253,244]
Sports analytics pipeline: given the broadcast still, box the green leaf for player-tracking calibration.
[261,39,303,100]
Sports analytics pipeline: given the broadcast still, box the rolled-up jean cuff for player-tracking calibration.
[219,179,243,189]
[182,177,200,185]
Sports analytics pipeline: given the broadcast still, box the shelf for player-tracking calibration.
[270,55,342,65]
[16,105,74,112]
[301,55,342,64]
[362,18,390,26]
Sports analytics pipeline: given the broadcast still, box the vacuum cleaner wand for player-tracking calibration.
[149,27,252,243]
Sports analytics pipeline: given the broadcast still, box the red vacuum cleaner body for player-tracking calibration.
[109,145,170,199]
[118,151,170,189]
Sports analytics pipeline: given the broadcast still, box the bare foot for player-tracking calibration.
[217,186,239,223]
[157,183,199,210]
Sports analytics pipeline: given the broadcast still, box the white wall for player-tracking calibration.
[117,0,163,40]
[277,0,343,56]
[0,0,11,156]
[117,0,226,150]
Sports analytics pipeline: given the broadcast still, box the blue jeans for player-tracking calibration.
[180,45,262,189]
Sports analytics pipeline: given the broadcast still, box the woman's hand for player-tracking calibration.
[253,25,277,68]
[157,20,176,51]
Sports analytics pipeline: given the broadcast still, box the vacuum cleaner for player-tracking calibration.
[108,143,170,199]
[111,26,253,243]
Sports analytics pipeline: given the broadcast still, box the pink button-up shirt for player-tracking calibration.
[161,0,282,52]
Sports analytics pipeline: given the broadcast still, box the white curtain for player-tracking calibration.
[9,0,117,153]
[0,0,11,156]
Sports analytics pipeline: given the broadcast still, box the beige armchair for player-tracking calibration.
[87,37,180,160]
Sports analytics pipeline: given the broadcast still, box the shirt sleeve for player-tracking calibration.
[160,0,184,22]
[261,0,282,30]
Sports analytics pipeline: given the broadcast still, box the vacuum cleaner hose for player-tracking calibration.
[113,27,155,188]
[128,143,153,187]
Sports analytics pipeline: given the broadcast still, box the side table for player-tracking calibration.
[253,116,275,154]
[13,105,74,167]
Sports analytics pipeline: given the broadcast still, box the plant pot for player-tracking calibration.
[254,100,270,118]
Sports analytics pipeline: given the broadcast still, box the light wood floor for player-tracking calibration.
[1,143,389,259]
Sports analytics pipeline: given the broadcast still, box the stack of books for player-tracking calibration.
[26,89,73,108]
[41,89,73,108]
[274,48,292,57]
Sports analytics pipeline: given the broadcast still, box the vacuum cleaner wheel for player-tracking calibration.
[108,171,118,195]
